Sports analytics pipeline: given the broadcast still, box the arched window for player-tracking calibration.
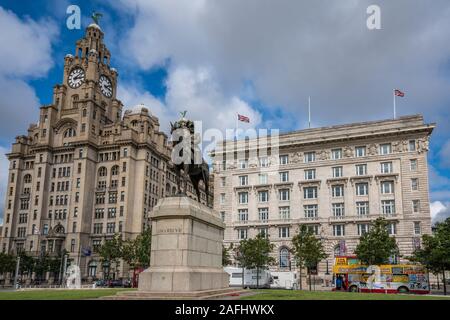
[98,167,107,177]
[131,120,138,127]
[172,186,177,196]
[24,174,32,184]
[64,128,76,138]
[72,95,79,108]
[82,109,87,117]
[111,165,119,176]
[279,248,290,269]
[334,244,341,257]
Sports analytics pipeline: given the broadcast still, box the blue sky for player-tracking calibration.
[0,0,450,223]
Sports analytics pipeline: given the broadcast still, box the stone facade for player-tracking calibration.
[211,115,435,282]
[0,23,209,281]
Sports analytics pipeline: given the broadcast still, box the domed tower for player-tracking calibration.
[52,17,122,140]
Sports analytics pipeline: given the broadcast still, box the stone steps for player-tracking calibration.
[100,288,249,300]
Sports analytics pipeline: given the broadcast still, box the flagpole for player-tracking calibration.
[308,96,311,128]
[235,112,238,141]
[393,89,396,119]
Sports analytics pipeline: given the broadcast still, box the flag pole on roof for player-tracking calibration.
[393,89,405,119]
[308,96,311,129]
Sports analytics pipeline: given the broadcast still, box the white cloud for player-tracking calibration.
[119,66,262,135]
[115,0,450,130]
[0,7,57,78]
[430,201,450,225]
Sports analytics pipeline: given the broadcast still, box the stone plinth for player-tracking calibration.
[138,196,229,292]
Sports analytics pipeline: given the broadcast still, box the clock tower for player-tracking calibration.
[53,21,123,138]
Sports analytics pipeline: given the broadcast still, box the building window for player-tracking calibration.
[239,159,248,169]
[357,224,370,236]
[356,201,369,216]
[237,229,248,240]
[410,159,418,171]
[258,208,269,221]
[332,185,344,197]
[380,143,392,155]
[93,223,103,234]
[70,239,76,253]
[279,248,290,268]
[220,193,226,204]
[279,155,289,165]
[258,191,269,203]
[412,200,420,213]
[279,227,290,238]
[414,222,421,235]
[333,225,345,236]
[238,209,248,222]
[106,223,115,234]
[304,204,318,219]
[382,200,396,216]
[332,203,345,217]
[43,224,49,235]
[239,175,248,186]
[279,189,290,201]
[279,171,289,182]
[98,167,107,177]
[411,178,419,191]
[306,225,319,235]
[279,206,290,220]
[381,162,393,174]
[304,187,318,199]
[304,169,316,180]
[355,183,368,196]
[332,166,343,178]
[355,146,366,157]
[331,149,342,160]
[258,228,268,238]
[258,173,268,184]
[409,140,416,152]
[381,181,394,194]
[387,223,397,235]
[259,157,268,167]
[356,164,367,176]
[220,177,226,187]
[123,148,128,157]
[304,152,316,163]
[238,192,248,204]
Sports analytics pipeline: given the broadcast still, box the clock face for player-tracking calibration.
[99,75,113,98]
[68,68,85,88]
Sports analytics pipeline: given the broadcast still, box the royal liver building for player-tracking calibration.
[212,115,434,282]
[0,23,208,281]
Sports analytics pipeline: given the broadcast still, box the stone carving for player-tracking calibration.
[402,140,409,152]
[318,150,329,161]
[344,146,353,158]
[392,141,402,153]
[290,152,303,163]
[418,137,429,153]
[368,143,378,156]
[249,157,258,168]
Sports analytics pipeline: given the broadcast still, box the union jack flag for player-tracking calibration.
[394,89,405,97]
[237,114,250,123]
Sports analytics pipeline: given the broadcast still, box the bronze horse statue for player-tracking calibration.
[170,113,211,207]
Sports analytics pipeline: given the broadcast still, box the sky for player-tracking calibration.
[0,0,449,225]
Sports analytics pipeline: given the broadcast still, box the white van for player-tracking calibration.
[224,267,271,288]
[270,271,298,289]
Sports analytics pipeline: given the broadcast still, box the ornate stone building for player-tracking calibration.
[211,115,434,282]
[0,23,208,282]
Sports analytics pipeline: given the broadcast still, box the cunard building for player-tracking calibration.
[0,22,209,282]
[211,115,434,283]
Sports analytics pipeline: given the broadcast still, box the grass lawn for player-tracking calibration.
[0,288,136,300]
[241,289,450,300]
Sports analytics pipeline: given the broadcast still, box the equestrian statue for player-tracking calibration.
[170,111,211,207]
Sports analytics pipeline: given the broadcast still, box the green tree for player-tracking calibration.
[0,253,16,275]
[355,218,398,265]
[122,228,152,270]
[234,241,252,288]
[410,218,450,295]
[98,234,123,280]
[292,225,327,290]
[222,244,232,266]
[236,234,275,289]
[18,252,35,277]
